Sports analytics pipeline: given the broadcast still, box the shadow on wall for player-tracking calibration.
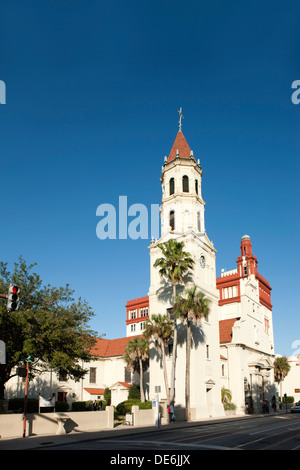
[245,380,278,413]
[26,411,78,435]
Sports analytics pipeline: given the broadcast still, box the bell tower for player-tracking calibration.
[148,109,224,419]
[160,109,205,238]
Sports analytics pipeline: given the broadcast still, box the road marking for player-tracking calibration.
[104,439,235,450]
[250,422,300,435]
[235,423,300,449]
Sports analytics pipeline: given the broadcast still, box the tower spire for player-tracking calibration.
[177,107,184,132]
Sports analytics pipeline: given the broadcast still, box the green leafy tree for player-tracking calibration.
[174,286,210,421]
[128,384,140,400]
[0,257,99,399]
[143,314,174,406]
[153,239,194,404]
[125,336,149,402]
[104,387,111,403]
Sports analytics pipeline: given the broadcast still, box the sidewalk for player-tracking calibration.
[0,411,286,450]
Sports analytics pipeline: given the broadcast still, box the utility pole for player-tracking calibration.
[23,361,29,438]
[22,355,33,438]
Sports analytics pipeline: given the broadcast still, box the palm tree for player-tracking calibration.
[221,387,232,405]
[125,336,149,402]
[274,356,291,402]
[143,314,174,406]
[153,239,194,404]
[174,286,210,421]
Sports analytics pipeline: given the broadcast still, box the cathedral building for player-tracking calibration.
[125,111,277,416]
[5,111,277,417]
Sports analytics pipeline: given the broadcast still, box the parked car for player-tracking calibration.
[291,401,300,413]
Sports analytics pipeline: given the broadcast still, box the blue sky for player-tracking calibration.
[0,0,299,356]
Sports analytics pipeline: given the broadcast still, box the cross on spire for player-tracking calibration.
[177,107,184,132]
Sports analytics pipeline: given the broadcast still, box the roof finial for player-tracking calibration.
[177,107,184,132]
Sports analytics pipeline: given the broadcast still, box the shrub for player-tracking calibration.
[8,398,39,413]
[128,385,140,400]
[104,387,111,402]
[55,401,69,412]
[8,398,70,413]
[116,400,152,416]
[280,396,294,404]
[223,402,236,411]
[71,400,107,411]
[72,401,88,411]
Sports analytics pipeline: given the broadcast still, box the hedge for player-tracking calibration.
[71,400,107,411]
[116,400,152,416]
[8,398,69,412]
[280,396,294,404]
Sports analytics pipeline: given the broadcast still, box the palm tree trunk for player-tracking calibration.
[170,282,177,404]
[280,377,282,403]
[186,318,191,421]
[161,341,171,406]
[139,357,145,402]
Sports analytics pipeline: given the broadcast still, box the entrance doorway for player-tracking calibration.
[206,386,213,417]
[57,391,67,402]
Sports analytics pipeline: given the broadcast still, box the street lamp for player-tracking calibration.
[22,355,34,438]
[154,386,161,428]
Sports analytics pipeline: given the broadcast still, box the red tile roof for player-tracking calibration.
[167,131,194,163]
[110,381,131,389]
[90,336,142,358]
[84,388,105,395]
[126,296,149,307]
[118,382,131,388]
[219,318,240,344]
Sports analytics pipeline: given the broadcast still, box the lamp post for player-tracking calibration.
[154,386,161,428]
[22,355,34,438]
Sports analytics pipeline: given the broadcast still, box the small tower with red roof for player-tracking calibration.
[160,111,205,237]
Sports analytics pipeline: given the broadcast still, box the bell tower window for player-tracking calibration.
[195,180,198,195]
[182,175,189,192]
[169,178,175,195]
[169,211,175,231]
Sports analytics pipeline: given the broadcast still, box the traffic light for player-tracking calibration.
[7,284,19,312]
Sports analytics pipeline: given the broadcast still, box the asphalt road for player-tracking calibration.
[35,413,300,452]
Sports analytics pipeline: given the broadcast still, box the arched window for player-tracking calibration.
[169,178,175,195]
[182,175,189,192]
[197,212,201,232]
[169,211,175,231]
[195,179,198,195]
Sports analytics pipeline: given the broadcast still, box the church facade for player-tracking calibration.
[5,113,278,417]
[126,114,277,416]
